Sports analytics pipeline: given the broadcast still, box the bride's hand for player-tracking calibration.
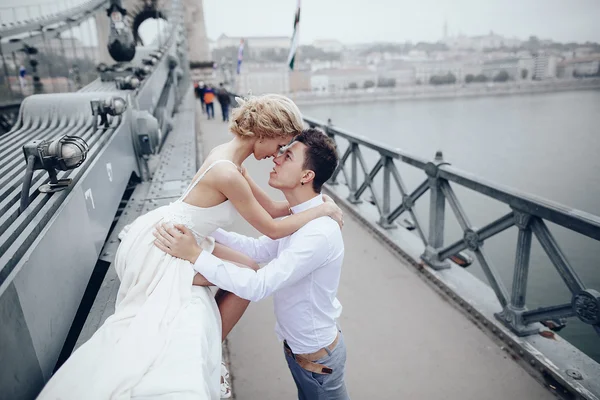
[321,201,344,229]
[322,194,335,204]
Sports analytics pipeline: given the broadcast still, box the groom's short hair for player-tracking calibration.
[293,128,338,192]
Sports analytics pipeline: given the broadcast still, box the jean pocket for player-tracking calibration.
[311,371,328,386]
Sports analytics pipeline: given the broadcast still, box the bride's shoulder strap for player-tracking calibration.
[178,159,238,201]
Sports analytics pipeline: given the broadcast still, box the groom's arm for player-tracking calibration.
[212,228,278,264]
[193,227,332,302]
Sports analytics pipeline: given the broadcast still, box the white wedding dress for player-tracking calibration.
[38,160,238,400]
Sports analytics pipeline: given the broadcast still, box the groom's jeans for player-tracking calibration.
[284,330,350,400]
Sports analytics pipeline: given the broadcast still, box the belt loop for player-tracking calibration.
[284,340,296,360]
[324,346,332,357]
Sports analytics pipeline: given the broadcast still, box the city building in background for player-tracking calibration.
[208,30,600,95]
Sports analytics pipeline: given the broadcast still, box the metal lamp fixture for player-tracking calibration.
[20,136,89,212]
[115,75,140,90]
[91,96,127,128]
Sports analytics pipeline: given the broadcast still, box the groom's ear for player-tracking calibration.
[302,170,316,186]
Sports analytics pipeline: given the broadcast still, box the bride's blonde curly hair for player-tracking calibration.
[230,94,304,140]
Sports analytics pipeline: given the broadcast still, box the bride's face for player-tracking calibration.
[253,136,294,160]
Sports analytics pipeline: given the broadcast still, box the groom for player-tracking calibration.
[155,128,349,399]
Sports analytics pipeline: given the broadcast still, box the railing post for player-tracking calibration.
[421,151,450,270]
[325,118,338,185]
[346,142,362,204]
[378,156,396,229]
[496,210,539,335]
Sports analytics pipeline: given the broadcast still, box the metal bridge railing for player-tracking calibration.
[305,116,600,338]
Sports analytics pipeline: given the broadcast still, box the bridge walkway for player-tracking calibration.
[197,113,551,399]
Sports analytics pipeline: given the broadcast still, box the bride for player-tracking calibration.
[37,94,343,399]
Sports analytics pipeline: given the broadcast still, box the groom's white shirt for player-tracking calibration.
[193,194,344,354]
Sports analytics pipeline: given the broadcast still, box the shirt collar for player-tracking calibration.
[290,194,323,214]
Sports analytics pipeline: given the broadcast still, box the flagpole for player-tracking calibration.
[287,0,301,104]
[236,39,244,95]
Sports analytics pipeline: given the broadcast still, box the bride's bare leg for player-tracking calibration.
[207,243,259,341]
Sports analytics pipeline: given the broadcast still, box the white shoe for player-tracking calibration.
[220,381,231,399]
[220,362,231,399]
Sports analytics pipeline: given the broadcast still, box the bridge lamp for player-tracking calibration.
[134,65,151,78]
[90,96,127,128]
[115,75,140,90]
[142,57,157,66]
[20,136,89,212]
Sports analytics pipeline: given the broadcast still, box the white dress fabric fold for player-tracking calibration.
[38,160,238,400]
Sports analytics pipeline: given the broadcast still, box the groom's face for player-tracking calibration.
[268,141,307,190]
[254,136,294,160]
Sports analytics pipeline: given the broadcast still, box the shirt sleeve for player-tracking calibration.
[195,228,331,302]
[212,228,278,264]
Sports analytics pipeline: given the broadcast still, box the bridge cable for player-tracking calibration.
[11,51,25,97]
[0,42,15,99]
[56,29,73,92]
[39,4,57,94]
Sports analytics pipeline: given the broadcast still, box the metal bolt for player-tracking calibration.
[519,350,524,356]
[566,369,583,380]
[530,359,535,366]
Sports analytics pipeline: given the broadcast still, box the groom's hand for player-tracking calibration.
[153,223,202,264]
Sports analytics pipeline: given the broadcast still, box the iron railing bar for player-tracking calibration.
[531,218,585,294]
[354,147,383,214]
[440,180,472,231]
[304,116,429,169]
[349,143,359,197]
[438,165,600,241]
[438,239,468,261]
[522,303,575,324]
[473,247,509,307]
[438,212,515,261]
[382,157,391,218]
[477,212,516,242]
[330,145,351,182]
[408,208,428,246]
[387,163,429,245]
[386,179,429,222]
[353,154,383,201]
[510,219,533,309]
[389,162,408,196]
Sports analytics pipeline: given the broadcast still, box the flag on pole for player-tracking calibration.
[237,39,244,75]
[287,0,301,70]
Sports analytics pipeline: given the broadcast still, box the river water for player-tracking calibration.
[301,90,600,362]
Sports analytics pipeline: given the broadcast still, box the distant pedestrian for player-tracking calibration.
[18,65,27,92]
[204,85,216,120]
[196,81,206,114]
[217,83,231,122]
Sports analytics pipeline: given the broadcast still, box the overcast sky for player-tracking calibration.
[1,0,599,45]
[203,0,600,44]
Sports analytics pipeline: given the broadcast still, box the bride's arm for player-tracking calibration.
[241,166,290,218]
[216,167,342,240]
